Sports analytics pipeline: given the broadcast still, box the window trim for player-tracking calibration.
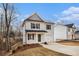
[31,23,35,29]
[31,23,40,29]
[28,34,34,40]
[36,24,40,29]
[46,25,51,30]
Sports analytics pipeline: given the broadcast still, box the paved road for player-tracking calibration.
[41,43,79,56]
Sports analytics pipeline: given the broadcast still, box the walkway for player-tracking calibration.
[41,43,79,56]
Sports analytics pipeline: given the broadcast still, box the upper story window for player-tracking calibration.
[36,24,40,29]
[68,28,71,32]
[31,23,40,29]
[46,25,51,30]
[31,23,35,29]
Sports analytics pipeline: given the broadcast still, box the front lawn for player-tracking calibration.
[12,44,69,56]
[57,40,79,46]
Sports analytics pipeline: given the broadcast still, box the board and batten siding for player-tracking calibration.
[44,24,54,43]
[23,21,54,44]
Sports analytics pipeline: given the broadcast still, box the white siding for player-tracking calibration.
[75,34,79,39]
[23,21,54,44]
[54,25,68,41]
[25,21,46,30]
[67,28,73,40]
[44,24,54,42]
[22,13,74,44]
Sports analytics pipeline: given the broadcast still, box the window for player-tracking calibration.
[28,34,34,40]
[68,28,71,32]
[36,24,40,29]
[31,23,40,29]
[46,25,51,30]
[31,23,35,29]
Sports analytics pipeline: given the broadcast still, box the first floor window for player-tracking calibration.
[28,34,34,40]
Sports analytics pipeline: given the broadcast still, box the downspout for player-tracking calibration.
[53,25,54,42]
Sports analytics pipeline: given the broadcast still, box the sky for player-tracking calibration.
[0,3,79,57]
[13,3,79,27]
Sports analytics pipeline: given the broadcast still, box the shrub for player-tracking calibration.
[44,42,48,45]
[23,44,26,47]
[12,50,16,54]
[17,46,21,49]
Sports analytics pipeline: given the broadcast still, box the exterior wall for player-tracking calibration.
[44,24,54,43]
[25,21,46,30]
[54,25,68,41]
[26,33,45,44]
[23,21,54,44]
[67,28,74,40]
[75,34,79,39]
[23,21,74,44]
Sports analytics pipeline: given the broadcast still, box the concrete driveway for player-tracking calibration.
[41,43,79,56]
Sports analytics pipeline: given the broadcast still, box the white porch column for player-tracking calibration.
[35,34,38,43]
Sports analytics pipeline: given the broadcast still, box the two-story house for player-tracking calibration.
[54,23,76,41]
[22,13,54,44]
[22,13,76,44]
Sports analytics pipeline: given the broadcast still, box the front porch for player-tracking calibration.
[24,30,47,44]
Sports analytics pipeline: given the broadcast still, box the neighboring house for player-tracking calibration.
[54,23,76,41]
[75,31,79,39]
[65,24,76,40]
[54,24,68,41]
[22,13,76,44]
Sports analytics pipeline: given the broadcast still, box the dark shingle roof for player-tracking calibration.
[22,13,54,26]
[65,23,74,28]
[25,30,47,33]
[75,31,79,34]
[25,13,44,22]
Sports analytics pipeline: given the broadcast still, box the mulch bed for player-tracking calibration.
[0,44,42,55]
[0,50,7,56]
[11,44,42,54]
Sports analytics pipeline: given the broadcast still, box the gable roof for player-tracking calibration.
[26,13,44,22]
[22,13,45,26]
[65,23,74,28]
[75,31,79,34]
[22,13,55,26]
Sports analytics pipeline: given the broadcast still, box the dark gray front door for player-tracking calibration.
[38,34,41,42]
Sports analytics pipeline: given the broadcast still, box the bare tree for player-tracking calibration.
[0,14,3,50]
[1,3,17,51]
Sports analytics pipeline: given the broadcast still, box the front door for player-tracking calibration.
[38,34,41,42]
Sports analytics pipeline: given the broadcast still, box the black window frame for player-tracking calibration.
[46,25,51,30]
[36,24,40,29]
[31,23,35,29]
[28,34,34,40]
[68,28,71,32]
